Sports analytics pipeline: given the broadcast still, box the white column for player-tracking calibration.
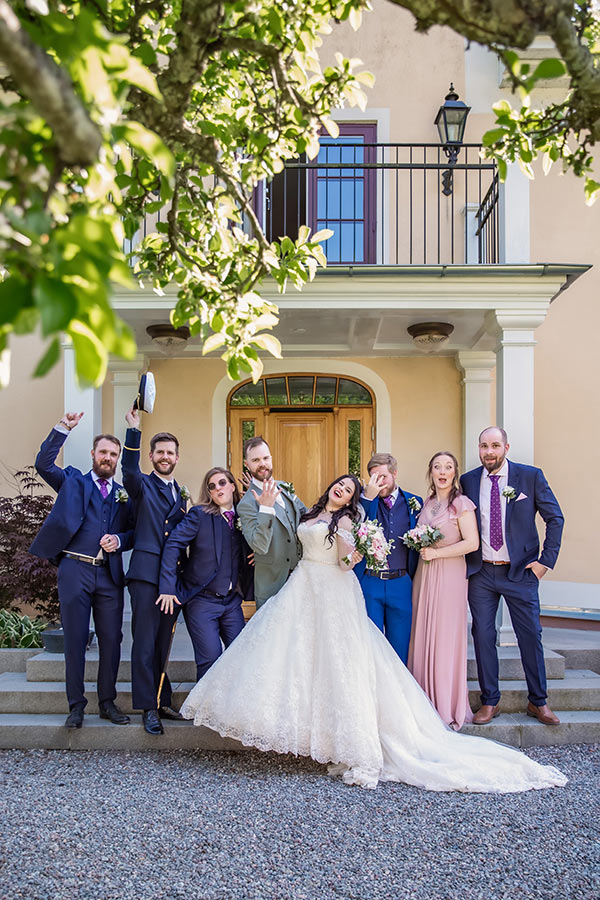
[62,344,102,470]
[493,311,546,464]
[455,351,496,470]
[498,163,530,263]
[109,356,148,480]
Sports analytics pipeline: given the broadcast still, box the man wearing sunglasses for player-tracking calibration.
[122,406,188,735]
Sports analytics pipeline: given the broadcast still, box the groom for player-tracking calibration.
[237,437,306,609]
[358,452,422,664]
[460,426,564,726]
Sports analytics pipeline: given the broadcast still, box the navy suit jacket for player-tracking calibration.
[460,461,564,581]
[356,488,422,580]
[158,506,253,604]
[121,427,187,585]
[29,428,133,588]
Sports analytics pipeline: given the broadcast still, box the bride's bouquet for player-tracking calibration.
[401,524,444,563]
[342,519,394,572]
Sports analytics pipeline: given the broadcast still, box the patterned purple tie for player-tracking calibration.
[489,474,503,551]
[382,495,394,510]
[97,478,109,499]
[223,510,235,530]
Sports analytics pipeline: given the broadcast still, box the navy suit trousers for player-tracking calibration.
[57,557,124,710]
[129,579,177,711]
[360,573,413,664]
[468,563,547,707]
[183,593,245,681]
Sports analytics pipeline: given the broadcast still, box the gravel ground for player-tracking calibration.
[0,744,598,900]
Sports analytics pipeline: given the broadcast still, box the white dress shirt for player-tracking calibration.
[479,460,510,563]
[155,473,177,502]
[91,470,113,495]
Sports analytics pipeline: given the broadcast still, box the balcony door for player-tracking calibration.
[261,123,377,264]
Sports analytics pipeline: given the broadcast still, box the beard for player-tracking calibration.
[92,459,117,479]
[249,464,273,482]
[481,453,506,473]
[153,459,177,477]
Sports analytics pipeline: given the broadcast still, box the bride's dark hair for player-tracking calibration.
[301,474,363,546]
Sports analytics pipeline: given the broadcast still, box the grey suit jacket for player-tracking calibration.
[237,483,307,607]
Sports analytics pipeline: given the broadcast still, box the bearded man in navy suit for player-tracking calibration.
[122,406,188,736]
[357,452,422,664]
[460,427,564,726]
[30,412,134,729]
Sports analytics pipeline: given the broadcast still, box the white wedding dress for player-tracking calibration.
[181,522,566,792]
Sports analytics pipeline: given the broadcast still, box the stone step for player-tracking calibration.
[461,710,600,748]
[467,669,600,712]
[0,709,598,751]
[24,645,567,683]
[0,673,195,714]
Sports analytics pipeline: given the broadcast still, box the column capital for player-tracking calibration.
[108,354,148,386]
[455,351,496,383]
[486,309,547,351]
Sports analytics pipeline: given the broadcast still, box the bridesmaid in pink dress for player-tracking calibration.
[408,452,479,730]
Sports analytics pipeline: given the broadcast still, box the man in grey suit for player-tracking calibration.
[237,437,306,608]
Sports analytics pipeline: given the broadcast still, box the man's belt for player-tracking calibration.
[483,560,510,566]
[202,587,229,600]
[366,568,406,580]
[62,551,106,567]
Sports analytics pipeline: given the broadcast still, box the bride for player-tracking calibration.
[181,474,566,792]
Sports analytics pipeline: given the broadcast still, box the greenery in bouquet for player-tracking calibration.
[402,524,444,564]
[0,467,60,621]
[343,519,394,572]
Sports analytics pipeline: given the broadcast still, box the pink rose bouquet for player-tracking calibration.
[342,519,394,572]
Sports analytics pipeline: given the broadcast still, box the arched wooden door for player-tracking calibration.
[228,374,375,507]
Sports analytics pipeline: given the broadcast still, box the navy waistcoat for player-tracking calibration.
[379,497,409,570]
[65,485,112,557]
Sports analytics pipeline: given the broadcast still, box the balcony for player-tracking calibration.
[259,142,499,266]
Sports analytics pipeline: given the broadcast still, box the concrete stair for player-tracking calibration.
[0,634,599,751]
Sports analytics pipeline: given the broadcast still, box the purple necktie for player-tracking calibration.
[97,478,109,499]
[223,510,235,530]
[382,495,394,510]
[489,475,503,551]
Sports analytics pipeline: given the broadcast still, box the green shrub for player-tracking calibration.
[0,610,45,649]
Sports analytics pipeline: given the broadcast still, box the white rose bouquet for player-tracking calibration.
[342,519,394,572]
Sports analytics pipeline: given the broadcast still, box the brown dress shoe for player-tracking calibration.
[472,703,500,724]
[526,702,560,725]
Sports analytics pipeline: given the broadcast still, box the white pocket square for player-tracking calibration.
[516,492,527,501]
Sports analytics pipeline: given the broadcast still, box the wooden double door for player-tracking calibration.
[229,408,374,508]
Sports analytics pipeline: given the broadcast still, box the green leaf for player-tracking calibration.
[531,58,566,82]
[33,276,78,336]
[482,128,506,147]
[33,337,61,378]
[0,279,33,327]
[67,321,107,386]
[119,122,175,178]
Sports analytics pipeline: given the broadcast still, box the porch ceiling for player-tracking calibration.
[112,264,589,359]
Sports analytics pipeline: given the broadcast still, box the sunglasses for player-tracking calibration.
[208,478,230,491]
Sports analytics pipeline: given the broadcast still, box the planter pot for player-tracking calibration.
[41,627,95,654]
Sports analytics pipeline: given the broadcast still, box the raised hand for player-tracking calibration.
[363,471,386,500]
[125,404,140,429]
[238,470,252,494]
[156,594,181,615]
[58,411,84,431]
[251,476,281,507]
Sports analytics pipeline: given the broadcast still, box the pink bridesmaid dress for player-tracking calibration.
[408,494,476,730]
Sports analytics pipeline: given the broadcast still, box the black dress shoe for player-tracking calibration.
[99,701,131,725]
[143,709,164,735]
[65,708,84,729]
[159,705,183,721]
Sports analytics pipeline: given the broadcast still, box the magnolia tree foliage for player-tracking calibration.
[0,0,372,385]
[388,0,600,202]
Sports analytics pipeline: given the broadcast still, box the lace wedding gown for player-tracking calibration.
[181,522,566,792]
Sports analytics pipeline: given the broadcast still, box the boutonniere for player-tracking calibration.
[180,485,191,502]
[408,496,421,513]
[235,518,243,531]
[502,486,517,502]
[114,488,129,503]
[279,480,295,496]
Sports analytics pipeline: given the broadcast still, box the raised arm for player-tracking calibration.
[121,406,144,498]
[35,411,83,491]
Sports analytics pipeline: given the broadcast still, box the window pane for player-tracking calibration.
[337,379,371,405]
[242,420,256,443]
[348,420,361,476]
[230,380,265,406]
[266,377,288,405]
[319,222,339,262]
[315,377,336,405]
[340,222,363,263]
[288,376,314,406]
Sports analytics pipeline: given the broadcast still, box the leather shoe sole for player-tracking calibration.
[143,710,164,735]
[159,706,183,721]
[526,702,560,725]
[472,703,500,725]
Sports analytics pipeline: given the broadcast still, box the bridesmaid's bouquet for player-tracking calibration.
[401,524,444,563]
[342,519,394,571]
